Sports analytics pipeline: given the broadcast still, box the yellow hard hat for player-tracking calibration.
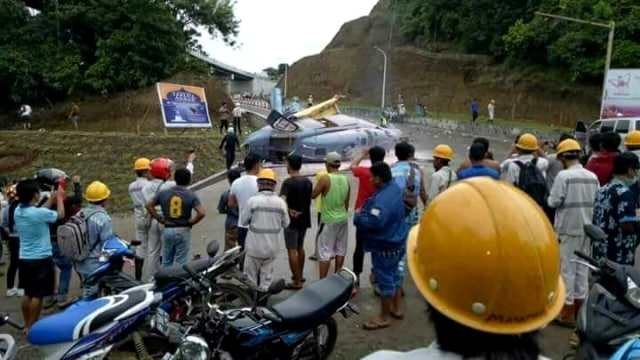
[257,168,277,182]
[490,99,495,104]
[407,177,564,334]
[625,130,640,146]
[555,139,581,155]
[133,157,151,171]
[433,144,453,160]
[85,181,111,202]
[516,133,539,151]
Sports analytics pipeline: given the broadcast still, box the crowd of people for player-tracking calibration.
[2,125,640,358]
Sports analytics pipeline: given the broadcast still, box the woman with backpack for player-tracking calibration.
[1,185,22,297]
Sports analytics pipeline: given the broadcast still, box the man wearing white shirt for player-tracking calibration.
[505,133,549,184]
[232,105,243,135]
[20,104,32,130]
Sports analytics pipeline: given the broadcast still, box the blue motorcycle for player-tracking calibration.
[73,236,253,323]
[26,239,244,359]
[163,267,360,360]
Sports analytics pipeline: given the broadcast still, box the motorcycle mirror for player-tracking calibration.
[584,224,607,241]
[268,279,286,295]
[206,240,221,258]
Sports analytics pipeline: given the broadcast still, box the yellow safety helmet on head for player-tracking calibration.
[516,133,539,151]
[257,168,277,182]
[133,157,151,171]
[433,144,453,160]
[556,139,581,155]
[407,177,564,334]
[85,181,111,202]
[625,130,640,147]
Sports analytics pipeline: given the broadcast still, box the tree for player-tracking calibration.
[395,0,640,84]
[0,0,239,110]
[262,63,288,81]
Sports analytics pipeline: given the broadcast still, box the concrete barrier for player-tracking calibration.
[340,108,567,141]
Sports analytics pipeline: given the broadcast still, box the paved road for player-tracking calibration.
[0,123,574,359]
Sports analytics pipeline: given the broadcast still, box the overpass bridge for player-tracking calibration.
[23,1,277,96]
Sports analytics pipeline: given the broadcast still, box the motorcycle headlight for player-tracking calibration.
[177,336,209,360]
[625,276,640,308]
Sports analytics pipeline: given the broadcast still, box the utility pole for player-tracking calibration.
[535,12,615,118]
[373,46,387,109]
[284,64,288,100]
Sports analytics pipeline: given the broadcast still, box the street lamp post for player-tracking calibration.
[535,12,615,118]
[284,64,288,100]
[373,46,387,109]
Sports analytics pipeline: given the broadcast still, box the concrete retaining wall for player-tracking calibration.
[340,108,568,142]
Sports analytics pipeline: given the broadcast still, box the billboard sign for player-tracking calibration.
[601,69,640,119]
[156,82,212,128]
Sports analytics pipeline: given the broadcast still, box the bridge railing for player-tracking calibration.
[237,99,271,110]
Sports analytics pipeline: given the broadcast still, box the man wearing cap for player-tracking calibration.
[312,152,350,279]
[505,133,549,185]
[593,152,640,266]
[427,144,457,205]
[128,158,152,281]
[219,127,240,170]
[240,169,289,293]
[547,139,599,331]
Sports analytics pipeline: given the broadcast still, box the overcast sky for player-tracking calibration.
[198,0,379,74]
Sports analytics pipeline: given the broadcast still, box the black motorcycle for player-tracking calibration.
[71,239,253,323]
[162,267,360,360]
[573,224,640,359]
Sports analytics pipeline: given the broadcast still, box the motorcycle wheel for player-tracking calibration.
[295,317,338,360]
[210,283,254,309]
[182,283,254,323]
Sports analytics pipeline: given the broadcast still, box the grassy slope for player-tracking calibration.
[0,72,246,214]
[0,130,235,214]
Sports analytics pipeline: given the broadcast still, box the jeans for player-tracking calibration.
[75,257,102,299]
[142,219,163,282]
[353,229,364,276]
[6,237,19,289]
[161,227,191,268]
[52,242,72,301]
[225,150,236,170]
[371,248,404,298]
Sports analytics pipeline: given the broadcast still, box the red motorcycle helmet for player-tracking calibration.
[149,158,174,180]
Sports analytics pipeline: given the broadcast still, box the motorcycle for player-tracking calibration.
[162,266,360,360]
[28,287,172,359]
[0,314,23,360]
[573,224,640,359]
[72,236,253,323]
[26,257,228,359]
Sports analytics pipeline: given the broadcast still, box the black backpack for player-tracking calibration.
[515,159,549,210]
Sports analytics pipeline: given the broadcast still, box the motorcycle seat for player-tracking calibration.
[154,257,214,290]
[270,273,352,330]
[28,289,154,345]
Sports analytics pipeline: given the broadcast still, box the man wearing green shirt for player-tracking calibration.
[312,152,350,279]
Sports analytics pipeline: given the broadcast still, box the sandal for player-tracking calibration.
[553,317,576,328]
[391,311,405,320]
[284,282,303,290]
[362,319,390,331]
[290,276,306,283]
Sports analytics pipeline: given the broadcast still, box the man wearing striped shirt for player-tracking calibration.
[240,169,290,293]
[547,139,599,329]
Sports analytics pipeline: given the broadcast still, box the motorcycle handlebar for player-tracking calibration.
[182,264,213,290]
[1,315,24,330]
[574,251,599,267]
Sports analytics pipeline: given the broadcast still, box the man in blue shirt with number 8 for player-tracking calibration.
[147,168,206,268]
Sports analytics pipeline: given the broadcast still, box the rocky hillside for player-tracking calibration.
[284,0,601,126]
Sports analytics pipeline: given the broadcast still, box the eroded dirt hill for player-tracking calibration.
[284,0,601,126]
